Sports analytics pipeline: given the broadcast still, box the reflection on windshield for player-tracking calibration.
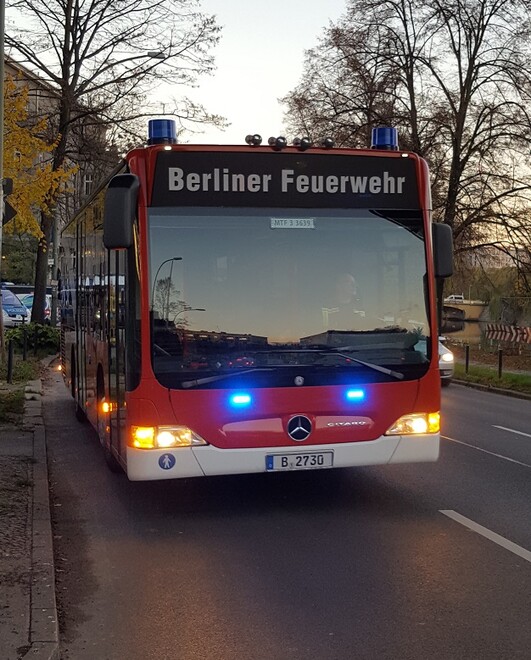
[149,208,430,387]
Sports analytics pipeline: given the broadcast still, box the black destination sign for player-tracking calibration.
[151,151,420,209]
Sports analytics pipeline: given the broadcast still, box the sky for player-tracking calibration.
[181,0,348,144]
[5,0,348,145]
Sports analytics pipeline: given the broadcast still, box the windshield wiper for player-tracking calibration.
[321,351,404,380]
[181,368,275,389]
[181,349,403,387]
[303,345,404,380]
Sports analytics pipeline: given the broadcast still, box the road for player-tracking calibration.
[43,367,531,660]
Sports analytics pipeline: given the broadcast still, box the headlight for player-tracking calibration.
[440,352,454,363]
[130,425,207,449]
[386,412,440,435]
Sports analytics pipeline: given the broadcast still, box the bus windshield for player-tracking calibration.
[148,207,431,388]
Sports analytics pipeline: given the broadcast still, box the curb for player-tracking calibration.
[452,378,531,401]
[22,357,59,660]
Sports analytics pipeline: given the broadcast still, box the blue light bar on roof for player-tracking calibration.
[148,119,177,145]
[371,127,399,151]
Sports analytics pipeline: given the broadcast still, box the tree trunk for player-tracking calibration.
[32,215,52,325]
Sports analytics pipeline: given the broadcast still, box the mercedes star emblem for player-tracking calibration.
[287,415,312,442]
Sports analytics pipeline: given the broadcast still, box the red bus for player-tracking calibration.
[60,121,453,480]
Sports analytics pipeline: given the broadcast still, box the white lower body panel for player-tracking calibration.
[125,434,440,481]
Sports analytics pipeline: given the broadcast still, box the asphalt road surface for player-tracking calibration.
[43,367,531,660]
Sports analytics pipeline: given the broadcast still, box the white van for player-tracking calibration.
[444,294,464,303]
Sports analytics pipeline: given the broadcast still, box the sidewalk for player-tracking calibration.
[0,357,58,660]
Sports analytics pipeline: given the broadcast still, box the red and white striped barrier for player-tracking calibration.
[485,323,531,344]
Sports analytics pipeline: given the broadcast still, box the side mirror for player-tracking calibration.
[103,174,139,249]
[432,222,453,278]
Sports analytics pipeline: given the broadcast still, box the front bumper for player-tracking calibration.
[440,368,454,381]
[125,434,440,481]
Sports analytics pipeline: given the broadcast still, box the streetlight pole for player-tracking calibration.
[173,307,205,325]
[51,213,60,326]
[0,0,6,354]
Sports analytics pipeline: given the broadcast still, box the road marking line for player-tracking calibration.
[440,510,531,564]
[493,425,531,438]
[442,435,531,469]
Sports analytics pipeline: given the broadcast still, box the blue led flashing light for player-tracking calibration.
[148,119,177,145]
[346,389,365,401]
[230,393,252,407]
[371,127,398,151]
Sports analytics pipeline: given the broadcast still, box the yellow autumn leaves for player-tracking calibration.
[3,77,77,237]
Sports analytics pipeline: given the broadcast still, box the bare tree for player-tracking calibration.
[154,277,184,324]
[282,0,531,290]
[282,24,402,148]
[6,0,223,321]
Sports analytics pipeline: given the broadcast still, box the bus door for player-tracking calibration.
[108,251,127,461]
[77,224,88,412]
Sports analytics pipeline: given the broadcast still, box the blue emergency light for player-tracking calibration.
[229,393,252,407]
[346,388,365,401]
[371,127,398,151]
[148,119,177,145]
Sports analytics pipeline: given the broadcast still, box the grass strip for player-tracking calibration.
[0,389,25,422]
[0,357,41,424]
[0,357,41,383]
[454,363,531,395]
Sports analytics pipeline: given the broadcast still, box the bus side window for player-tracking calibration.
[118,287,126,327]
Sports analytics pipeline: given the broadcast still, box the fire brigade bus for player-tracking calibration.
[60,120,453,480]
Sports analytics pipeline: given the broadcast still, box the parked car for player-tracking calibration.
[415,336,454,386]
[1,288,30,327]
[438,338,455,386]
[19,292,53,325]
